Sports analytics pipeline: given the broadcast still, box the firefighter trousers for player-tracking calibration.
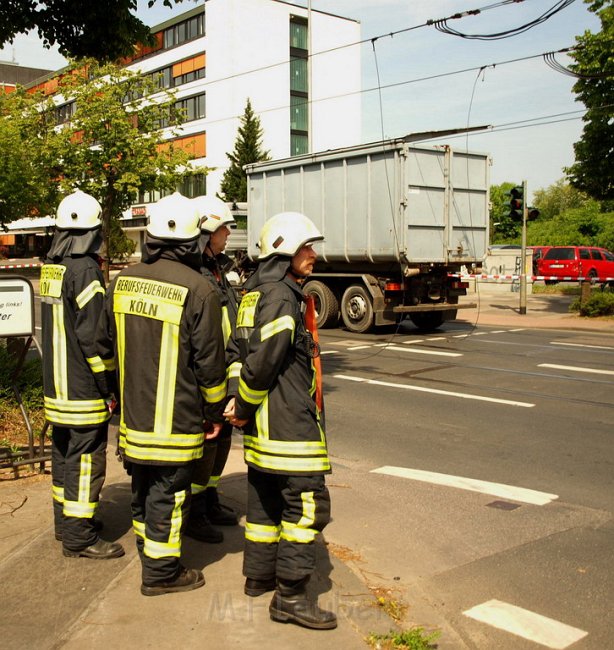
[130,462,193,586]
[51,423,108,550]
[190,423,232,517]
[243,466,331,582]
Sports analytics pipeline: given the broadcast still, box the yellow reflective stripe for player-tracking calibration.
[120,426,204,449]
[86,355,105,373]
[154,322,179,436]
[63,499,98,518]
[44,396,107,411]
[200,379,227,404]
[227,361,242,379]
[239,377,267,405]
[260,315,295,342]
[244,448,331,473]
[245,521,280,543]
[114,293,184,324]
[45,409,110,426]
[52,303,68,400]
[144,537,181,559]
[221,305,231,346]
[133,520,145,539]
[280,524,317,543]
[78,453,92,504]
[115,313,127,435]
[298,491,316,527]
[244,434,327,455]
[76,280,104,309]
[255,394,269,438]
[52,485,64,503]
[169,490,186,549]
[191,483,207,495]
[121,440,204,463]
[101,356,116,371]
[206,474,220,489]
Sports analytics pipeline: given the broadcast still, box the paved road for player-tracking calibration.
[320,322,614,649]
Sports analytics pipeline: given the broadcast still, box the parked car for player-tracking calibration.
[538,246,614,283]
[527,245,551,275]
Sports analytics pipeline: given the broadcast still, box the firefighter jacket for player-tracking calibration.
[201,252,238,347]
[96,248,227,466]
[40,248,113,428]
[226,257,331,476]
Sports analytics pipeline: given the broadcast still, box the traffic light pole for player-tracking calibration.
[519,179,528,315]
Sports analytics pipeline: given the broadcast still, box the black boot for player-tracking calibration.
[205,488,238,526]
[184,514,223,543]
[244,576,276,597]
[269,577,337,630]
[141,566,205,597]
[63,538,125,560]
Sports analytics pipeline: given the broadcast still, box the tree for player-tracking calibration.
[533,179,592,220]
[565,0,614,201]
[489,182,520,242]
[0,0,185,62]
[0,90,58,227]
[219,98,270,203]
[8,59,209,278]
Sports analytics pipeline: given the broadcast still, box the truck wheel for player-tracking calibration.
[304,281,339,329]
[341,285,374,333]
[409,312,444,331]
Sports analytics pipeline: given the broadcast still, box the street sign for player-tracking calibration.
[0,276,35,337]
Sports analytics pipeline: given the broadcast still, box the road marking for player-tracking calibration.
[490,329,507,333]
[382,345,462,357]
[539,363,614,376]
[320,350,338,355]
[426,336,446,341]
[402,339,425,344]
[371,466,557,505]
[463,600,587,648]
[346,345,372,350]
[334,374,534,408]
[508,328,526,332]
[550,341,614,351]
[453,333,469,338]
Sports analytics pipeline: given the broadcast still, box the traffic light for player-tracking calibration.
[527,207,540,220]
[506,186,524,221]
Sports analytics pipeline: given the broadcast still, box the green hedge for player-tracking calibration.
[570,288,614,317]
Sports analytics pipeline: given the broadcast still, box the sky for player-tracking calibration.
[0,0,601,197]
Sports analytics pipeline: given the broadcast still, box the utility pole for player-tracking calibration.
[519,179,528,315]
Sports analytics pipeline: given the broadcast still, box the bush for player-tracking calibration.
[0,340,44,410]
[570,288,614,316]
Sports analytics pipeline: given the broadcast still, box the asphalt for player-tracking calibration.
[0,277,612,649]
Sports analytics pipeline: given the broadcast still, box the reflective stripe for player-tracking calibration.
[144,537,181,559]
[244,448,331,473]
[44,396,108,412]
[280,523,317,543]
[244,434,327,455]
[120,426,205,449]
[133,520,145,539]
[261,315,295,342]
[78,453,92,504]
[101,356,116,371]
[221,305,231,346]
[52,485,64,503]
[255,394,269,437]
[45,408,110,426]
[115,313,127,435]
[52,303,68,400]
[154,322,180,436]
[86,355,105,373]
[238,377,267,405]
[206,474,220,489]
[63,499,97,518]
[227,361,242,379]
[119,437,204,463]
[245,521,280,543]
[169,489,186,550]
[200,379,227,404]
[76,280,104,309]
[191,483,207,495]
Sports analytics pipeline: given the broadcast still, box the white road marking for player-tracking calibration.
[539,363,614,376]
[402,339,425,344]
[371,466,557,505]
[346,345,372,351]
[453,334,469,338]
[463,600,588,649]
[334,374,534,408]
[490,329,507,333]
[320,350,338,355]
[471,331,486,335]
[427,336,446,341]
[508,328,526,332]
[382,345,462,358]
[550,341,614,351]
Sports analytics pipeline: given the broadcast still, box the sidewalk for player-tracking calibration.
[0,437,391,650]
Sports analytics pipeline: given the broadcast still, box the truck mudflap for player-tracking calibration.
[392,302,477,313]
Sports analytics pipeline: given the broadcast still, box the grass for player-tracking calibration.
[532,283,581,295]
[367,627,441,649]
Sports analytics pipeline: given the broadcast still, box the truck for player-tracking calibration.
[241,137,490,333]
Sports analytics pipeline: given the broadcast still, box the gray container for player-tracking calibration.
[246,139,490,267]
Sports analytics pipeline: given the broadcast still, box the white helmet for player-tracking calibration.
[56,190,102,230]
[147,192,200,241]
[193,195,235,233]
[257,211,323,260]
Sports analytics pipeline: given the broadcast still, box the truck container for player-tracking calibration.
[244,138,490,332]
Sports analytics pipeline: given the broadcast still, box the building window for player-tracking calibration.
[290,95,308,131]
[290,56,308,93]
[138,173,206,203]
[55,101,76,124]
[176,92,206,122]
[290,20,308,49]
[164,13,205,49]
[291,133,308,156]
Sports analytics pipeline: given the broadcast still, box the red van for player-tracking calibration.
[539,246,614,283]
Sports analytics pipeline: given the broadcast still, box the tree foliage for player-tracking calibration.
[0,1,186,62]
[219,98,270,203]
[565,0,614,201]
[533,179,593,220]
[489,182,520,242]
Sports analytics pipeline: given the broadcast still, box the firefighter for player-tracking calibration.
[185,196,239,545]
[225,212,336,630]
[96,192,227,596]
[40,189,124,559]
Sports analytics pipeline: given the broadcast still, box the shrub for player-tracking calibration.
[570,288,614,317]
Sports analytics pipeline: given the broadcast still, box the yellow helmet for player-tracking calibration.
[257,212,323,260]
[147,192,200,241]
[192,195,235,233]
[56,190,102,230]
